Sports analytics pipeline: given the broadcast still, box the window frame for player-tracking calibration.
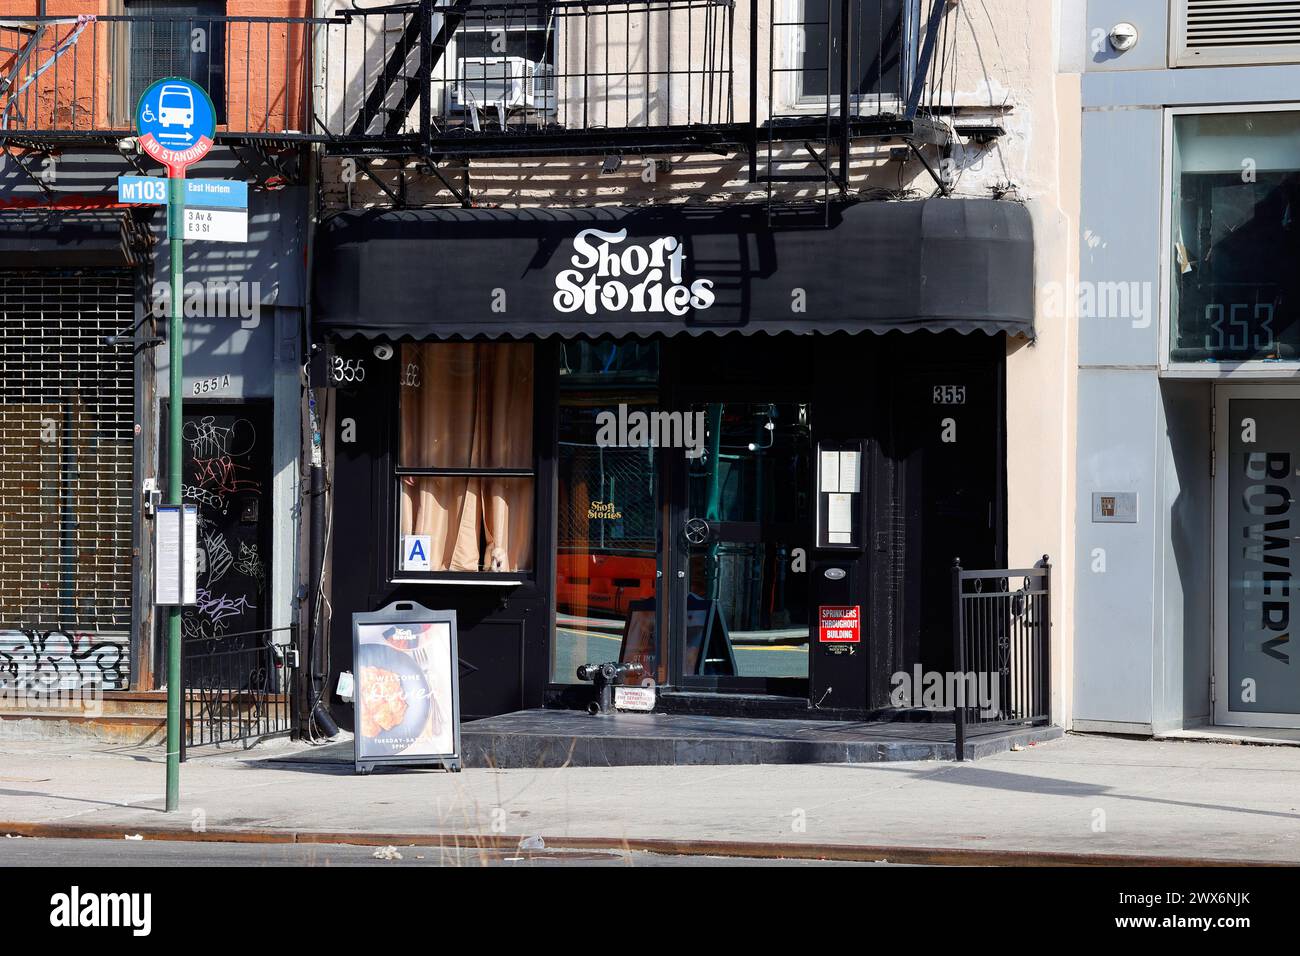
[122,0,228,125]
[1161,102,1300,378]
[778,0,916,115]
[385,341,541,585]
[436,12,560,121]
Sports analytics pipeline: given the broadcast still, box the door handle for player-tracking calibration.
[683,517,711,545]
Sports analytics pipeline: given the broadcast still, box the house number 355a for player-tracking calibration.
[331,357,366,383]
[192,374,231,396]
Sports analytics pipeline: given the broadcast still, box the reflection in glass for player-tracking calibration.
[1172,112,1300,362]
[553,341,662,684]
[685,403,811,681]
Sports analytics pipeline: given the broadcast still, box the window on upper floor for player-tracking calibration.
[125,0,227,124]
[795,0,906,106]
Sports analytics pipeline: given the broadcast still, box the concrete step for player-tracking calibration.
[263,710,1064,770]
[0,711,166,745]
[0,691,168,718]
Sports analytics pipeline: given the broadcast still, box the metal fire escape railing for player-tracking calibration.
[0,2,957,191]
[0,14,320,145]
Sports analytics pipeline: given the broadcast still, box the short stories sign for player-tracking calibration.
[819,605,861,643]
[552,228,715,316]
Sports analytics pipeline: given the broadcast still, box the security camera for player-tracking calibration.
[372,343,394,361]
[116,136,138,152]
[1109,22,1138,53]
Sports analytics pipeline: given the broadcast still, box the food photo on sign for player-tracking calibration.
[351,605,460,771]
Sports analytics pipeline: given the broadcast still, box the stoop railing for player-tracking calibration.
[181,624,296,758]
[951,557,1051,761]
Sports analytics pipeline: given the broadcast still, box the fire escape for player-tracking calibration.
[0,2,990,214]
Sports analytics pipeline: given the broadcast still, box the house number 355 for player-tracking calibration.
[331,357,367,383]
[192,374,231,396]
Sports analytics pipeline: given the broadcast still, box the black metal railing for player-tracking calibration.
[181,624,296,757]
[951,557,1051,761]
[0,14,316,142]
[320,0,738,157]
[1,1,953,160]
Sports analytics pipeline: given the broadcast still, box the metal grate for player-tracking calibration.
[1174,1,1300,66]
[0,270,134,691]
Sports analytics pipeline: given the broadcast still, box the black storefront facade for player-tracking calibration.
[312,199,1034,726]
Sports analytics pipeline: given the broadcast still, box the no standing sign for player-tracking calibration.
[134,77,216,176]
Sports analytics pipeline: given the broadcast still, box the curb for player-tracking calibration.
[0,820,1284,867]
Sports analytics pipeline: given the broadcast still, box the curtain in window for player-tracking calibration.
[399,342,533,571]
[479,343,534,571]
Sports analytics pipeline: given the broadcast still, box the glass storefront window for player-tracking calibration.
[1171,111,1300,363]
[397,342,534,573]
[553,341,662,684]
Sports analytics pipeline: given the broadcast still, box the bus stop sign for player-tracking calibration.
[134,77,216,175]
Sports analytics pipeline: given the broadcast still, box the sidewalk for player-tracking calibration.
[1,732,1298,864]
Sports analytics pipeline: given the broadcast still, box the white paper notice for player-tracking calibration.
[827,492,853,544]
[154,505,197,605]
[839,451,861,493]
[820,450,840,492]
[182,505,197,604]
[155,506,180,605]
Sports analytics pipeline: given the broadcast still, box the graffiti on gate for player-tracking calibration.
[0,628,127,691]
[233,541,266,594]
[183,416,257,460]
[192,454,261,498]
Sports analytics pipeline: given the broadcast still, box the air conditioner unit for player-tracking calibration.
[451,56,554,113]
[1171,0,1300,67]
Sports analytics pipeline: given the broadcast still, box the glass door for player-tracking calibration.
[552,341,665,685]
[671,401,813,695]
[1215,386,1300,727]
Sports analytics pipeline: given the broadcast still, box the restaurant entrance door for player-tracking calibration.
[667,398,814,697]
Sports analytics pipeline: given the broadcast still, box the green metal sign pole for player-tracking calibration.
[134,75,215,814]
[165,170,184,812]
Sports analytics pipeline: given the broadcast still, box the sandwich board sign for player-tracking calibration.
[351,601,462,774]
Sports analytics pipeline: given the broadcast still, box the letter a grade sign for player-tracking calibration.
[135,77,216,176]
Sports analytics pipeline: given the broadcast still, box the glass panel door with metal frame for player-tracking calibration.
[553,341,665,685]
[1216,386,1300,727]
[671,401,813,695]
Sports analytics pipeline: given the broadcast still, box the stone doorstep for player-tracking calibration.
[459,723,1062,768]
[0,712,166,745]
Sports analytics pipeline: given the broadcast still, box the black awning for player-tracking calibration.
[313,199,1034,340]
[0,208,143,267]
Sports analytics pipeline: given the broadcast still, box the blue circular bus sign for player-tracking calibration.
[134,77,216,175]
